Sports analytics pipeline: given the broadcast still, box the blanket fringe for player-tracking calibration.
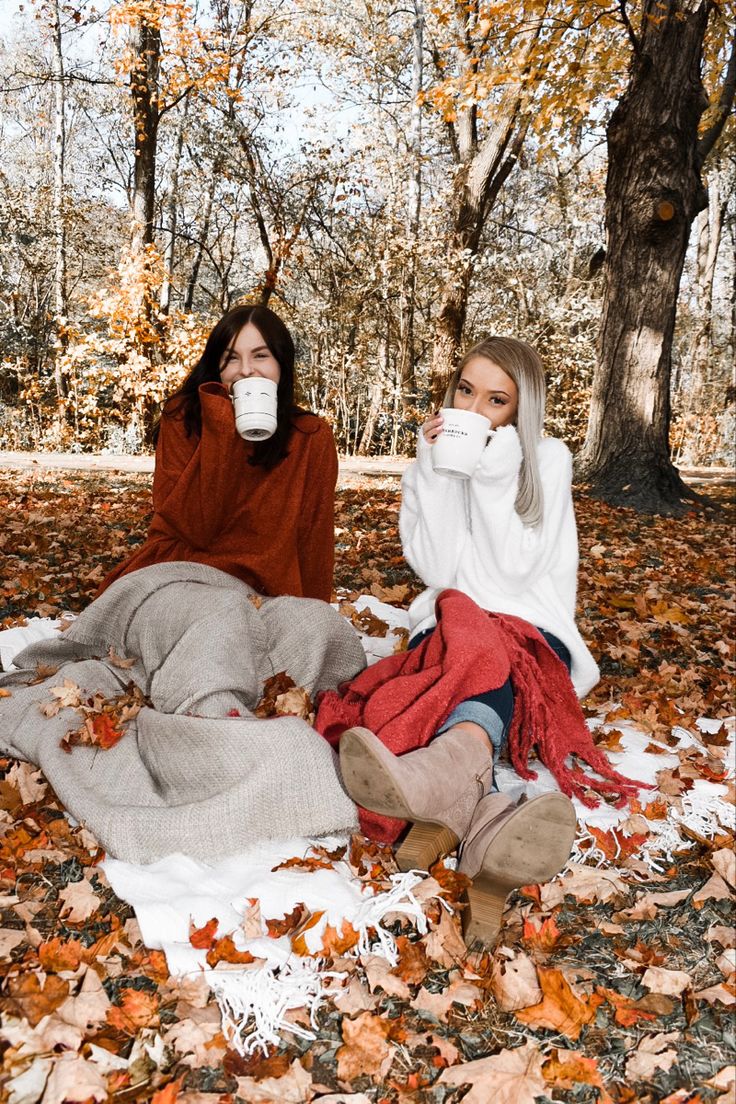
[210,868,432,1055]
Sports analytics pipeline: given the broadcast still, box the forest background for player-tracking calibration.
[0,0,734,514]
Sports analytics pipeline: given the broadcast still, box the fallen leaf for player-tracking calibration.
[438,1041,546,1104]
[106,986,160,1033]
[206,934,256,968]
[515,967,600,1040]
[5,972,69,1026]
[189,916,219,950]
[491,949,542,1012]
[39,936,85,972]
[693,872,733,908]
[625,1031,679,1080]
[336,1011,394,1082]
[712,847,736,889]
[58,877,101,923]
[543,1047,604,1089]
[641,966,692,996]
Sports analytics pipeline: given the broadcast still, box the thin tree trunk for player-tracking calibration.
[184,169,217,311]
[159,100,188,314]
[397,0,423,407]
[358,336,388,454]
[130,16,161,254]
[429,18,541,402]
[578,1,735,513]
[50,0,68,399]
[687,173,725,408]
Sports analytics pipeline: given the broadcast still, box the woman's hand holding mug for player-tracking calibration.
[422,413,444,444]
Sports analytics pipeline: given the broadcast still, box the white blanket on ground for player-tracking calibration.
[1,598,733,1055]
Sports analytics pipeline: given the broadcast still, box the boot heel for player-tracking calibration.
[462,875,510,947]
[395,822,459,872]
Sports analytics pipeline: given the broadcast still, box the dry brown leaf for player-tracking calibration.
[514,967,601,1041]
[693,981,736,1006]
[7,761,48,804]
[614,887,690,921]
[362,954,411,999]
[421,907,467,967]
[706,924,736,948]
[491,949,542,1012]
[335,1011,394,1083]
[5,972,70,1026]
[56,965,111,1030]
[712,847,736,889]
[413,976,483,1021]
[438,1041,546,1104]
[539,863,628,908]
[693,871,733,908]
[640,966,692,996]
[106,986,160,1033]
[625,1031,679,1080]
[107,645,136,669]
[543,1047,604,1090]
[58,876,101,923]
[39,1052,108,1104]
[240,898,264,941]
[235,1059,313,1103]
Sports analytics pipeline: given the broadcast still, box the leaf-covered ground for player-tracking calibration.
[1,468,734,1104]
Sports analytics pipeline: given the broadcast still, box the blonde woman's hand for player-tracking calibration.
[422,413,444,444]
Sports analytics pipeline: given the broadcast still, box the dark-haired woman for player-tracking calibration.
[98,306,338,602]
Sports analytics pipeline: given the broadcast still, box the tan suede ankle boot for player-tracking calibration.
[339,726,493,872]
[458,791,577,946]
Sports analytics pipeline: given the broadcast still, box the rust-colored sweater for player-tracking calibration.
[98,382,338,602]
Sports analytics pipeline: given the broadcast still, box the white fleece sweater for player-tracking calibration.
[399,424,600,698]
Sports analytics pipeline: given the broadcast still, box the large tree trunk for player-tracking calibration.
[129,16,161,254]
[50,0,68,399]
[578,1,735,513]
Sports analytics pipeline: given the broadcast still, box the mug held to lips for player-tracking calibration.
[232,377,278,440]
[431,408,491,478]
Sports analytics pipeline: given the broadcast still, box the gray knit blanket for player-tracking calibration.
[0,563,366,863]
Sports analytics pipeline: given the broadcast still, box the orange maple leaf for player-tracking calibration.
[265,903,307,937]
[543,1047,604,1089]
[523,916,563,953]
[515,967,602,1040]
[90,712,125,749]
[189,916,219,950]
[205,934,256,968]
[321,918,360,956]
[107,987,160,1034]
[38,936,84,973]
[596,986,658,1027]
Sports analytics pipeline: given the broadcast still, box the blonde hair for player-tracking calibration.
[444,336,546,527]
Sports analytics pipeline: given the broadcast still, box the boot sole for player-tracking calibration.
[464,793,577,947]
[340,728,460,870]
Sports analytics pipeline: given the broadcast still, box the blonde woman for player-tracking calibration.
[325,337,638,945]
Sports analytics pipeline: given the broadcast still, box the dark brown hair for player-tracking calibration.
[154,305,308,469]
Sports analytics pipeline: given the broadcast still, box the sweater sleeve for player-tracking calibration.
[152,382,246,549]
[399,431,468,587]
[296,419,338,602]
[469,427,579,601]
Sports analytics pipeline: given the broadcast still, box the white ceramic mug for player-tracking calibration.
[431,408,491,478]
[232,377,278,441]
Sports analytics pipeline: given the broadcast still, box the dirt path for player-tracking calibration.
[0,449,732,483]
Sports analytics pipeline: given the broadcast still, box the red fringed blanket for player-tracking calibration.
[316,589,644,842]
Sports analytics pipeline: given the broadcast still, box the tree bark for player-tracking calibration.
[159,100,188,314]
[429,12,540,402]
[129,16,161,253]
[578,1,735,513]
[184,168,217,311]
[397,0,423,407]
[50,0,68,398]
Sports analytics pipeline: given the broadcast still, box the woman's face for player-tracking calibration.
[219,322,281,390]
[453,355,518,428]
